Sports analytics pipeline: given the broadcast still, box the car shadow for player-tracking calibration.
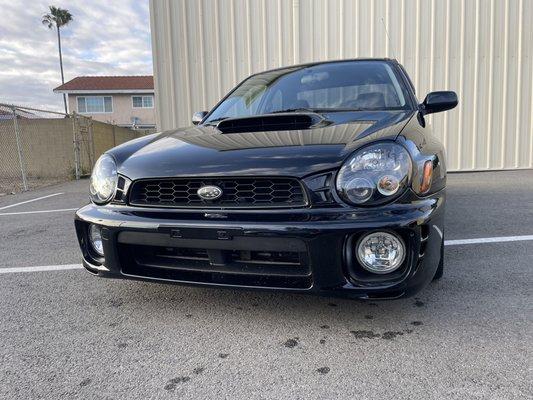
[95,239,523,339]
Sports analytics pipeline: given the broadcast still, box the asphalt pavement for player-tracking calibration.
[0,170,531,399]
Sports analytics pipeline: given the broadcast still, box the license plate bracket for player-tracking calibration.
[162,227,243,240]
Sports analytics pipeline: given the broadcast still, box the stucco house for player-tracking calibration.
[54,76,156,130]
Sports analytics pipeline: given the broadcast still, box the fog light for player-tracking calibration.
[88,224,104,256]
[356,231,405,274]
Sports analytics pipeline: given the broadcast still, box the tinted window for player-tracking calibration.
[205,61,411,123]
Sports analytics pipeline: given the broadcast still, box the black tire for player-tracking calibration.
[432,239,444,280]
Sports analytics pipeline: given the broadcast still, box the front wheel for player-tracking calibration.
[432,239,444,280]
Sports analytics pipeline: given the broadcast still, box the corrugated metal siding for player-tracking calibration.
[149,0,533,171]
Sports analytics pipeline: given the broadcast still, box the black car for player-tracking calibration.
[75,59,457,299]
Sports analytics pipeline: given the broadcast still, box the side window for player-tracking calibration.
[77,96,112,113]
[132,96,143,108]
[142,96,153,108]
[133,96,154,108]
[77,97,86,113]
[103,96,112,112]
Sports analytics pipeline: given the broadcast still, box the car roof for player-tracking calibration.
[250,58,401,76]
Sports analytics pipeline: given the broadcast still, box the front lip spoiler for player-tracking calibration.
[121,270,314,292]
[82,258,108,274]
[80,259,408,300]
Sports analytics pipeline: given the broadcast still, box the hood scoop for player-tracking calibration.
[216,113,326,134]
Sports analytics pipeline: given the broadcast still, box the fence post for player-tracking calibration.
[11,106,28,191]
[88,117,95,167]
[72,112,80,180]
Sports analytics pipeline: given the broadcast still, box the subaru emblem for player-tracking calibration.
[197,185,223,200]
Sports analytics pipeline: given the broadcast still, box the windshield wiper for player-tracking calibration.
[270,108,367,114]
[270,108,319,114]
[204,117,229,126]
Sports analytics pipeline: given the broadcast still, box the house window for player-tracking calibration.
[77,96,113,113]
[132,95,154,108]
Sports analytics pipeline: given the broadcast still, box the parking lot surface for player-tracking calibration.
[0,171,531,399]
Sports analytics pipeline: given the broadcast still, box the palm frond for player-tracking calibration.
[48,5,73,27]
[42,14,54,29]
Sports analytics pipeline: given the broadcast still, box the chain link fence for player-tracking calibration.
[0,103,147,194]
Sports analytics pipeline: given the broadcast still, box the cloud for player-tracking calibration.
[0,0,152,112]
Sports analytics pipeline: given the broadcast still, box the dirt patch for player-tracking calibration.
[351,330,380,339]
[284,337,299,348]
[164,377,191,391]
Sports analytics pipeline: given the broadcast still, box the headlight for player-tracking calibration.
[336,142,412,206]
[90,154,118,204]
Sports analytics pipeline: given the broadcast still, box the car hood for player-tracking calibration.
[114,111,414,180]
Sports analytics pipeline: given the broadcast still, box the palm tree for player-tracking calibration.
[42,6,73,114]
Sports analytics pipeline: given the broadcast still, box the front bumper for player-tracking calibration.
[74,191,445,299]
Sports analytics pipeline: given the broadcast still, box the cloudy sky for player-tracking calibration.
[0,0,152,112]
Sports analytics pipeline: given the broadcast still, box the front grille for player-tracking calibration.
[129,177,307,208]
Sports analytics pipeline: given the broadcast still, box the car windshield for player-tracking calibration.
[204,61,412,124]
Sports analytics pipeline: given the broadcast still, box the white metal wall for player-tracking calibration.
[149,0,533,171]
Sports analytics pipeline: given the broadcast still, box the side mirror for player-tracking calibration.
[420,91,458,115]
[192,111,208,125]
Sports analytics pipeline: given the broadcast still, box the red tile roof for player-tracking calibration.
[54,76,154,91]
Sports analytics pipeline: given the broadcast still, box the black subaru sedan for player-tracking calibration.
[75,59,457,299]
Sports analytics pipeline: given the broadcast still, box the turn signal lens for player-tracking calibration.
[420,161,433,194]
